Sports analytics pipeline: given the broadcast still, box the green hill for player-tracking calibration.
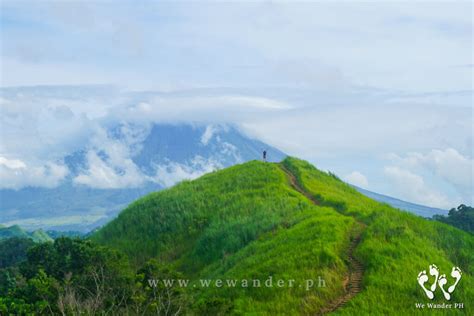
[92,157,473,315]
[29,229,54,243]
[0,225,30,239]
[0,225,53,243]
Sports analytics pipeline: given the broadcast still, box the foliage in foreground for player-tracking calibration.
[0,237,35,269]
[0,238,186,315]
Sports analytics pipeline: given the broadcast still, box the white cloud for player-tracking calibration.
[0,157,26,169]
[150,156,222,187]
[72,125,149,189]
[383,166,455,209]
[116,95,292,124]
[220,141,242,163]
[201,125,217,145]
[343,171,369,189]
[73,151,144,189]
[0,157,68,189]
[0,86,117,163]
[388,148,473,191]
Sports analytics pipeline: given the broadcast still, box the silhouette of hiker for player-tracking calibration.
[263,150,267,162]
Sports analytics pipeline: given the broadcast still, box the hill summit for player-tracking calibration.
[92,157,473,315]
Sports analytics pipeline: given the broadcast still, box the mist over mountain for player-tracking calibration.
[0,119,449,232]
[0,123,285,231]
[1,84,463,232]
[2,84,471,211]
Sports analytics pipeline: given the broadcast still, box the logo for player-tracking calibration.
[417,264,462,300]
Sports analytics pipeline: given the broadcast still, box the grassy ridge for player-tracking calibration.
[92,157,474,315]
[92,161,314,266]
[92,160,357,313]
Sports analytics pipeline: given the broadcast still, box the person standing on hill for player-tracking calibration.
[263,150,267,162]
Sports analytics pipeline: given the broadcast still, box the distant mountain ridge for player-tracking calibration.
[354,186,448,218]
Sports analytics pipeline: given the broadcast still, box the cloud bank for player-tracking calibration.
[0,86,471,209]
[0,156,68,190]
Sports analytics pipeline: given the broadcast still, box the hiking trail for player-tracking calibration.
[279,164,365,315]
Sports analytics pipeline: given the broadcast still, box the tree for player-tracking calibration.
[434,204,474,234]
[133,259,188,315]
[3,237,134,315]
[0,237,35,268]
[0,237,192,315]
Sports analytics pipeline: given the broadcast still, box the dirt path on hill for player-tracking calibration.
[279,164,365,315]
[318,224,365,314]
[279,164,321,206]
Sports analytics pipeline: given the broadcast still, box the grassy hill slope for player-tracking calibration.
[0,225,28,239]
[0,225,53,243]
[282,158,473,315]
[92,158,473,315]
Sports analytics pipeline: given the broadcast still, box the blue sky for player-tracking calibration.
[0,1,472,208]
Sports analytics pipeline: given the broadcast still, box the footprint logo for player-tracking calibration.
[417,265,462,300]
[428,264,439,292]
[417,270,434,299]
[438,274,450,300]
[448,266,462,294]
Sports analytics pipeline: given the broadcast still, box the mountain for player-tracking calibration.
[354,186,448,218]
[91,157,474,315]
[0,123,285,232]
[0,225,53,243]
[29,229,54,243]
[0,225,28,239]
